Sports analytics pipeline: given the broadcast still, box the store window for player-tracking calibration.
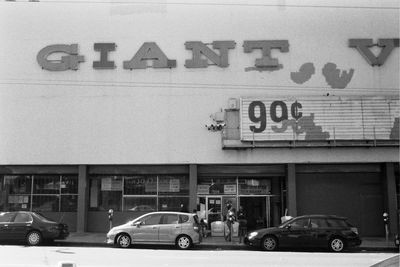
[3,176,32,211]
[89,176,123,211]
[123,175,157,211]
[124,197,156,212]
[238,178,271,195]
[0,175,78,212]
[89,175,189,212]
[197,177,237,195]
[124,176,157,195]
[158,175,189,211]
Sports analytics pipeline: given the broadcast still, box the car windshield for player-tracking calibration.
[32,212,56,223]
[128,213,149,224]
[279,217,296,228]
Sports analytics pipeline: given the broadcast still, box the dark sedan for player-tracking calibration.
[0,211,69,246]
[245,215,361,252]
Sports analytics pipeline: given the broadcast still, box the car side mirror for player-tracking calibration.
[286,224,292,230]
[133,221,142,227]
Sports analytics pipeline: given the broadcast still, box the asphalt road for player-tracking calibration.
[0,245,397,267]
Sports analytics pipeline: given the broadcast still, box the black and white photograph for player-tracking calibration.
[0,0,399,266]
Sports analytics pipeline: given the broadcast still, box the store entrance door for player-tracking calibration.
[206,196,222,228]
[239,196,270,230]
[197,196,238,230]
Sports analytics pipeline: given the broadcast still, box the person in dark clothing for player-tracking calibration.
[237,206,247,243]
[224,203,236,242]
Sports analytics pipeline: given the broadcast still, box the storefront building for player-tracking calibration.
[0,0,399,237]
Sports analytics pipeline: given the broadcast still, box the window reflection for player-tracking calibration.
[0,175,78,212]
[89,175,189,212]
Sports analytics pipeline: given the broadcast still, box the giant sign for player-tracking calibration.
[37,39,399,71]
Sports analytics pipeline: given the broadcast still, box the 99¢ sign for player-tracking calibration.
[241,98,304,141]
[240,96,399,142]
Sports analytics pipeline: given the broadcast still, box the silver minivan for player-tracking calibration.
[106,211,201,249]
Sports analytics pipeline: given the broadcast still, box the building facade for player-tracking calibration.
[0,0,399,237]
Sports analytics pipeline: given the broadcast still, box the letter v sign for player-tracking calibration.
[349,38,399,66]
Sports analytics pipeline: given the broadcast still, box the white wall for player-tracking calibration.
[0,0,398,164]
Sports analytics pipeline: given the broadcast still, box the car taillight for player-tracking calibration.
[193,224,199,232]
[351,227,358,235]
[48,226,59,232]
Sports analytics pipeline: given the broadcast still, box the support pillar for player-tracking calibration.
[286,164,297,217]
[77,165,88,233]
[384,163,398,238]
[189,164,198,213]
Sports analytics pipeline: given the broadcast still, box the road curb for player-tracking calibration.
[55,241,398,252]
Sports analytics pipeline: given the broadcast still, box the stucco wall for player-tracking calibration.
[0,0,398,164]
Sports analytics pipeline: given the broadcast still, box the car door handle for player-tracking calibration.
[152,227,157,229]
[175,226,180,229]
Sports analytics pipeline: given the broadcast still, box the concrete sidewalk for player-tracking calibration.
[57,232,399,251]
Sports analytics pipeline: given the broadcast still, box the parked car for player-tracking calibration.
[0,211,69,246]
[395,233,399,248]
[245,215,361,252]
[106,211,201,249]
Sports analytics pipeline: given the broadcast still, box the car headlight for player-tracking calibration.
[248,231,259,239]
[107,228,118,236]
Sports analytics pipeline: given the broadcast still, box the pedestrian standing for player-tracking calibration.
[224,203,236,242]
[238,206,247,243]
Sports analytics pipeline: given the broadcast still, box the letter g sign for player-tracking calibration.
[37,44,85,71]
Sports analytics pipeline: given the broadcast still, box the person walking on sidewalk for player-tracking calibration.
[237,206,247,243]
[225,203,236,242]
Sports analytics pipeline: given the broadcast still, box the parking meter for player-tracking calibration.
[383,212,389,241]
[383,212,389,224]
[108,209,114,230]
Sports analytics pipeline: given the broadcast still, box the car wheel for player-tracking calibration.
[261,236,278,251]
[329,237,345,252]
[176,235,192,250]
[116,234,131,248]
[26,231,42,246]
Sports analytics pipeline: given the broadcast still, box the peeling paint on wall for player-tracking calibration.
[390,118,399,140]
[290,63,315,84]
[270,114,330,140]
[298,114,330,140]
[322,63,354,89]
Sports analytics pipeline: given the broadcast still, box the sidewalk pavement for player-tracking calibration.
[57,232,399,252]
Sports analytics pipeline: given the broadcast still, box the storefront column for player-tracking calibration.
[384,163,398,237]
[189,164,197,212]
[286,164,297,217]
[77,165,88,233]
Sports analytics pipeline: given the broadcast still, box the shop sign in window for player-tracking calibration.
[239,178,271,195]
[8,195,29,208]
[159,178,180,192]
[197,185,209,194]
[224,185,237,194]
[101,177,122,191]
